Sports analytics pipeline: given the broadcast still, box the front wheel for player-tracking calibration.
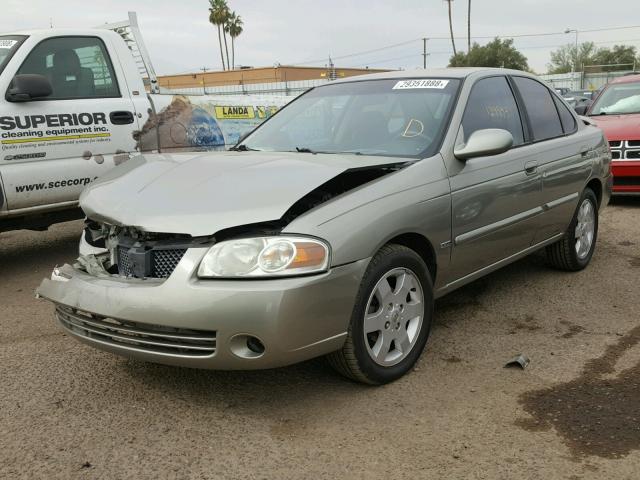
[327,244,433,384]
[546,188,599,271]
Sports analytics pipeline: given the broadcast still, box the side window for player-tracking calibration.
[553,96,577,134]
[461,76,524,146]
[16,36,120,100]
[512,77,563,141]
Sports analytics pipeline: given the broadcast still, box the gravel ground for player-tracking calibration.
[1,198,639,479]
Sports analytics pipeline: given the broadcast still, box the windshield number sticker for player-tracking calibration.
[0,39,17,49]
[393,79,449,90]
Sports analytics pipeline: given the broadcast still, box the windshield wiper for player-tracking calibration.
[295,147,315,153]
[229,144,259,151]
[294,147,366,155]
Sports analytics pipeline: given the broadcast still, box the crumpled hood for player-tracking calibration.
[80,151,403,236]
[588,113,640,141]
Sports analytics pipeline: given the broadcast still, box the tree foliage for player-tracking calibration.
[225,11,244,69]
[548,43,639,73]
[448,38,529,71]
[209,0,244,71]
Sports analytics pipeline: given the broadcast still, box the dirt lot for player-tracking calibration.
[1,198,639,480]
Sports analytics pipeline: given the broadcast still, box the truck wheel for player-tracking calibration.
[546,188,599,271]
[327,244,433,384]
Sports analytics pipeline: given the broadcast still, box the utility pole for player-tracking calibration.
[422,38,429,68]
[327,56,337,81]
[467,0,471,54]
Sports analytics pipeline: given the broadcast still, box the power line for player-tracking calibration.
[291,38,420,66]
[288,24,640,67]
[349,37,640,69]
[164,24,640,75]
[354,54,422,68]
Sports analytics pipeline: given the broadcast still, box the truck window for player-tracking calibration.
[16,36,120,100]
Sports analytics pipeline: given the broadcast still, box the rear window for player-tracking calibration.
[553,96,577,134]
[513,76,564,141]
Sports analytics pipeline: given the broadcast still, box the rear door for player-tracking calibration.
[0,35,138,213]
[509,76,592,244]
[448,76,543,281]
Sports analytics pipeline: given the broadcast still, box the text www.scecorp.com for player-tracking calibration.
[15,177,98,193]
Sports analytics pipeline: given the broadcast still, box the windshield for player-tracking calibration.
[590,81,640,115]
[0,35,26,75]
[242,78,461,158]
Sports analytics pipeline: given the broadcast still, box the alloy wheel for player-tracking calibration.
[363,267,424,367]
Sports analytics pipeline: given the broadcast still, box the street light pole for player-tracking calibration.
[565,28,579,73]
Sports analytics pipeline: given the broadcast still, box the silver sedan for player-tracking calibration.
[37,68,612,384]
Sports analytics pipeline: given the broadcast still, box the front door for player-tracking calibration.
[447,76,543,281]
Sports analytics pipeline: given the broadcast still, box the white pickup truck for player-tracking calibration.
[0,15,289,232]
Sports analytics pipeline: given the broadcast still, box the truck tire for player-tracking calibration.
[546,188,599,271]
[327,244,433,384]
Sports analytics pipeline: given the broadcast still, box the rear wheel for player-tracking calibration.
[546,188,598,271]
[327,244,433,384]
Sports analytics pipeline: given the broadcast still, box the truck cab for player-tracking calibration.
[0,21,290,233]
[0,29,149,231]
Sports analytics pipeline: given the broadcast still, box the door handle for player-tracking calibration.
[524,160,538,175]
[109,111,135,125]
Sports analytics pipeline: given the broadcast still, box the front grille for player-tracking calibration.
[117,246,134,275]
[116,246,187,279]
[613,176,640,187]
[609,140,640,161]
[153,249,188,278]
[56,306,216,357]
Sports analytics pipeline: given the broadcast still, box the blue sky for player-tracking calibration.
[1,0,639,75]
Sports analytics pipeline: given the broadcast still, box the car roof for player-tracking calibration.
[330,67,537,84]
[610,73,640,84]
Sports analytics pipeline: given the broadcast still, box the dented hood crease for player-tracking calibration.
[80,151,405,237]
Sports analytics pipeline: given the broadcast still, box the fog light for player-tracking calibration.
[229,334,266,359]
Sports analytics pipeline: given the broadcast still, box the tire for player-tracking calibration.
[327,244,434,385]
[546,188,599,271]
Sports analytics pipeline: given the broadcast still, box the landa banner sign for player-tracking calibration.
[214,105,280,120]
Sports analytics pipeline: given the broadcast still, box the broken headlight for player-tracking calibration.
[197,236,330,278]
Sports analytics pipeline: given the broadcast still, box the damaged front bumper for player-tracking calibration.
[36,248,369,369]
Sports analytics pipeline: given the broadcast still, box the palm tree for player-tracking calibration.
[209,0,229,70]
[226,12,244,70]
[220,2,231,71]
[445,0,457,57]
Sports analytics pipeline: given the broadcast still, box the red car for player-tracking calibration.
[580,74,640,195]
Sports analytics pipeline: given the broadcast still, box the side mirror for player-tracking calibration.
[574,104,588,115]
[5,74,53,102]
[454,128,513,160]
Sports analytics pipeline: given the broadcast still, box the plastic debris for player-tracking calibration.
[505,354,530,369]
